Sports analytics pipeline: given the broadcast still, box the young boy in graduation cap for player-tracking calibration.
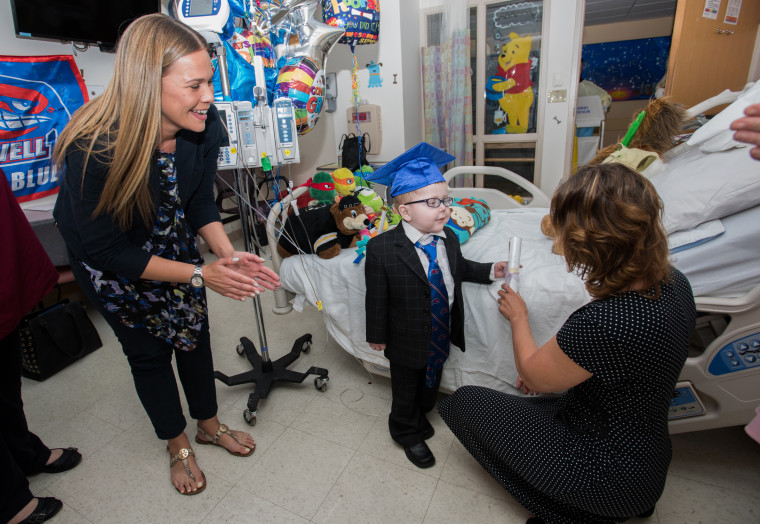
[363,143,508,469]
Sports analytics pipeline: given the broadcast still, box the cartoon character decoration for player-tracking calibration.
[486,32,534,134]
[366,61,383,88]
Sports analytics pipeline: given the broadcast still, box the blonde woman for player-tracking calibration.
[53,14,279,496]
[438,164,697,523]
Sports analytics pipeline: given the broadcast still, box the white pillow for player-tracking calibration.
[687,81,760,152]
[653,144,760,234]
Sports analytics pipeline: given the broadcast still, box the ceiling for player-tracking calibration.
[584,0,677,26]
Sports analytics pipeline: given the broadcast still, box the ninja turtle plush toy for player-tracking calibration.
[331,168,356,198]
[308,171,336,206]
[354,165,374,189]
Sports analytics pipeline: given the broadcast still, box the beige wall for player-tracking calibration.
[582,16,675,146]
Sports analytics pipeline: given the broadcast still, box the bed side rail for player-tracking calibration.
[444,166,551,209]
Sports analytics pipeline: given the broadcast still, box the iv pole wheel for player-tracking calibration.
[301,340,311,354]
[314,376,328,392]
[236,343,245,356]
[243,409,257,426]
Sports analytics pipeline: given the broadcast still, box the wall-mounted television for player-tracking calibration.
[10,0,162,51]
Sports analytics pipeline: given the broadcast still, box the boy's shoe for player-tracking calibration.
[404,441,435,468]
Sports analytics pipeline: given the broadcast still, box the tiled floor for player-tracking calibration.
[21,266,760,523]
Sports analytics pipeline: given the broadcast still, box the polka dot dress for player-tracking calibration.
[438,269,696,524]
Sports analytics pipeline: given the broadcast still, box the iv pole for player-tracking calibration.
[209,40,329,427]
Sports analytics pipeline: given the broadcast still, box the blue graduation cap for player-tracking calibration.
[363,142,455,197]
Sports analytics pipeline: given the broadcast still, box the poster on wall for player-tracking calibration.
[0,55,88,202]
[484,0,543,135]
[581,37,671,102]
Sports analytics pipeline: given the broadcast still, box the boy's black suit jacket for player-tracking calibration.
[365,224,492,369]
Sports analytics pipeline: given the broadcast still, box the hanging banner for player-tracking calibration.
[0,55,88,202]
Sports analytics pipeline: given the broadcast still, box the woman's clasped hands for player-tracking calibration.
[203,252,280,301]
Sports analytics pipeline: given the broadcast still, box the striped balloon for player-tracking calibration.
[275,56,325,135]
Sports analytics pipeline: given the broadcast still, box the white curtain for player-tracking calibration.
[420,0,473,168]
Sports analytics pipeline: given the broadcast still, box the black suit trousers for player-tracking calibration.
[388,360,442,447]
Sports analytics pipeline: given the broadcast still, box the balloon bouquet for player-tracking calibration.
[209,0,378,137]
[321,0,380,149]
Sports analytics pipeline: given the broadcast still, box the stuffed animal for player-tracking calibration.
[308,171,336,206]
[277,195,369,259]
[353,165,374,189]
[332,167,356,198]
[354,187,401,230]
[490,32,534,134]
[588,97,686,167]
[293,172,337,210]
[541,97,686,241]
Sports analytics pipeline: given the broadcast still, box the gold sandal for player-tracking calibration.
[169,447,206,495]
[195,423,255,457]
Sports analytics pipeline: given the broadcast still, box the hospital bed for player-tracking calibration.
[265,137,760,435]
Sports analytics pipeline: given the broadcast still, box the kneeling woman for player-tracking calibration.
[438,163,696,523]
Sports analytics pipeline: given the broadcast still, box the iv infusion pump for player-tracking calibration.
[215,98,300,169]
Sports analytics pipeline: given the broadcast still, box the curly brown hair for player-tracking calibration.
[550,163,670,300]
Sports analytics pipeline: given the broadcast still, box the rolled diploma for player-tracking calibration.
[505,236,522,292]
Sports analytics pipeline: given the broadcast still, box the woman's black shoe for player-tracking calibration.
[526,517,545,524]
[637,507,655,518]
[41,447,82,473]
[19,497,62,523]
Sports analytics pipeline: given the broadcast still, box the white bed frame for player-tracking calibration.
[264,165,760,434]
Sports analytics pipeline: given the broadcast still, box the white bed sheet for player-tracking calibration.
[672,204,760,298]
[279,208,590,394]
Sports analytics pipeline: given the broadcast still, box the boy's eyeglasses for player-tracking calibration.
[405,197,454,208]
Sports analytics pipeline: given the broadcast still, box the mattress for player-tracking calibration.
[672,204,760,298]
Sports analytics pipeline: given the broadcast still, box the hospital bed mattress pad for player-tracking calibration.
[670,204,760,298]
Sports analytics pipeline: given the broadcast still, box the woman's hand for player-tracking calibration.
[203,252,280,301]
[497,284,528,323]
[226,251,280,290]
[515,375,538,395]
[731,103,760,160]
[369,342,386,352]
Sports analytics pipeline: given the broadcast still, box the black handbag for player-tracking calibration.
[19,299,103,381]
[339,132,371,172]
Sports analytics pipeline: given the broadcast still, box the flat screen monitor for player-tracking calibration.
[10,0,162,51]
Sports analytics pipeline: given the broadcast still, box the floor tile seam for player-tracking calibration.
[666,470,759,497]
[200,480,239,523]
[309,447,359,521]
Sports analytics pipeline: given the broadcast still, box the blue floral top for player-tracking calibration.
[81,152,207,351]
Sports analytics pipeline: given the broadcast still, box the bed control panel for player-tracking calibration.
[669,382,705,420]
[707,332,760,376]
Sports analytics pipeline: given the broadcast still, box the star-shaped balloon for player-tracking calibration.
[274,16,344,69]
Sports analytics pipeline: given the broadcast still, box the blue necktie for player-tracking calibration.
[415,237,450,387]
